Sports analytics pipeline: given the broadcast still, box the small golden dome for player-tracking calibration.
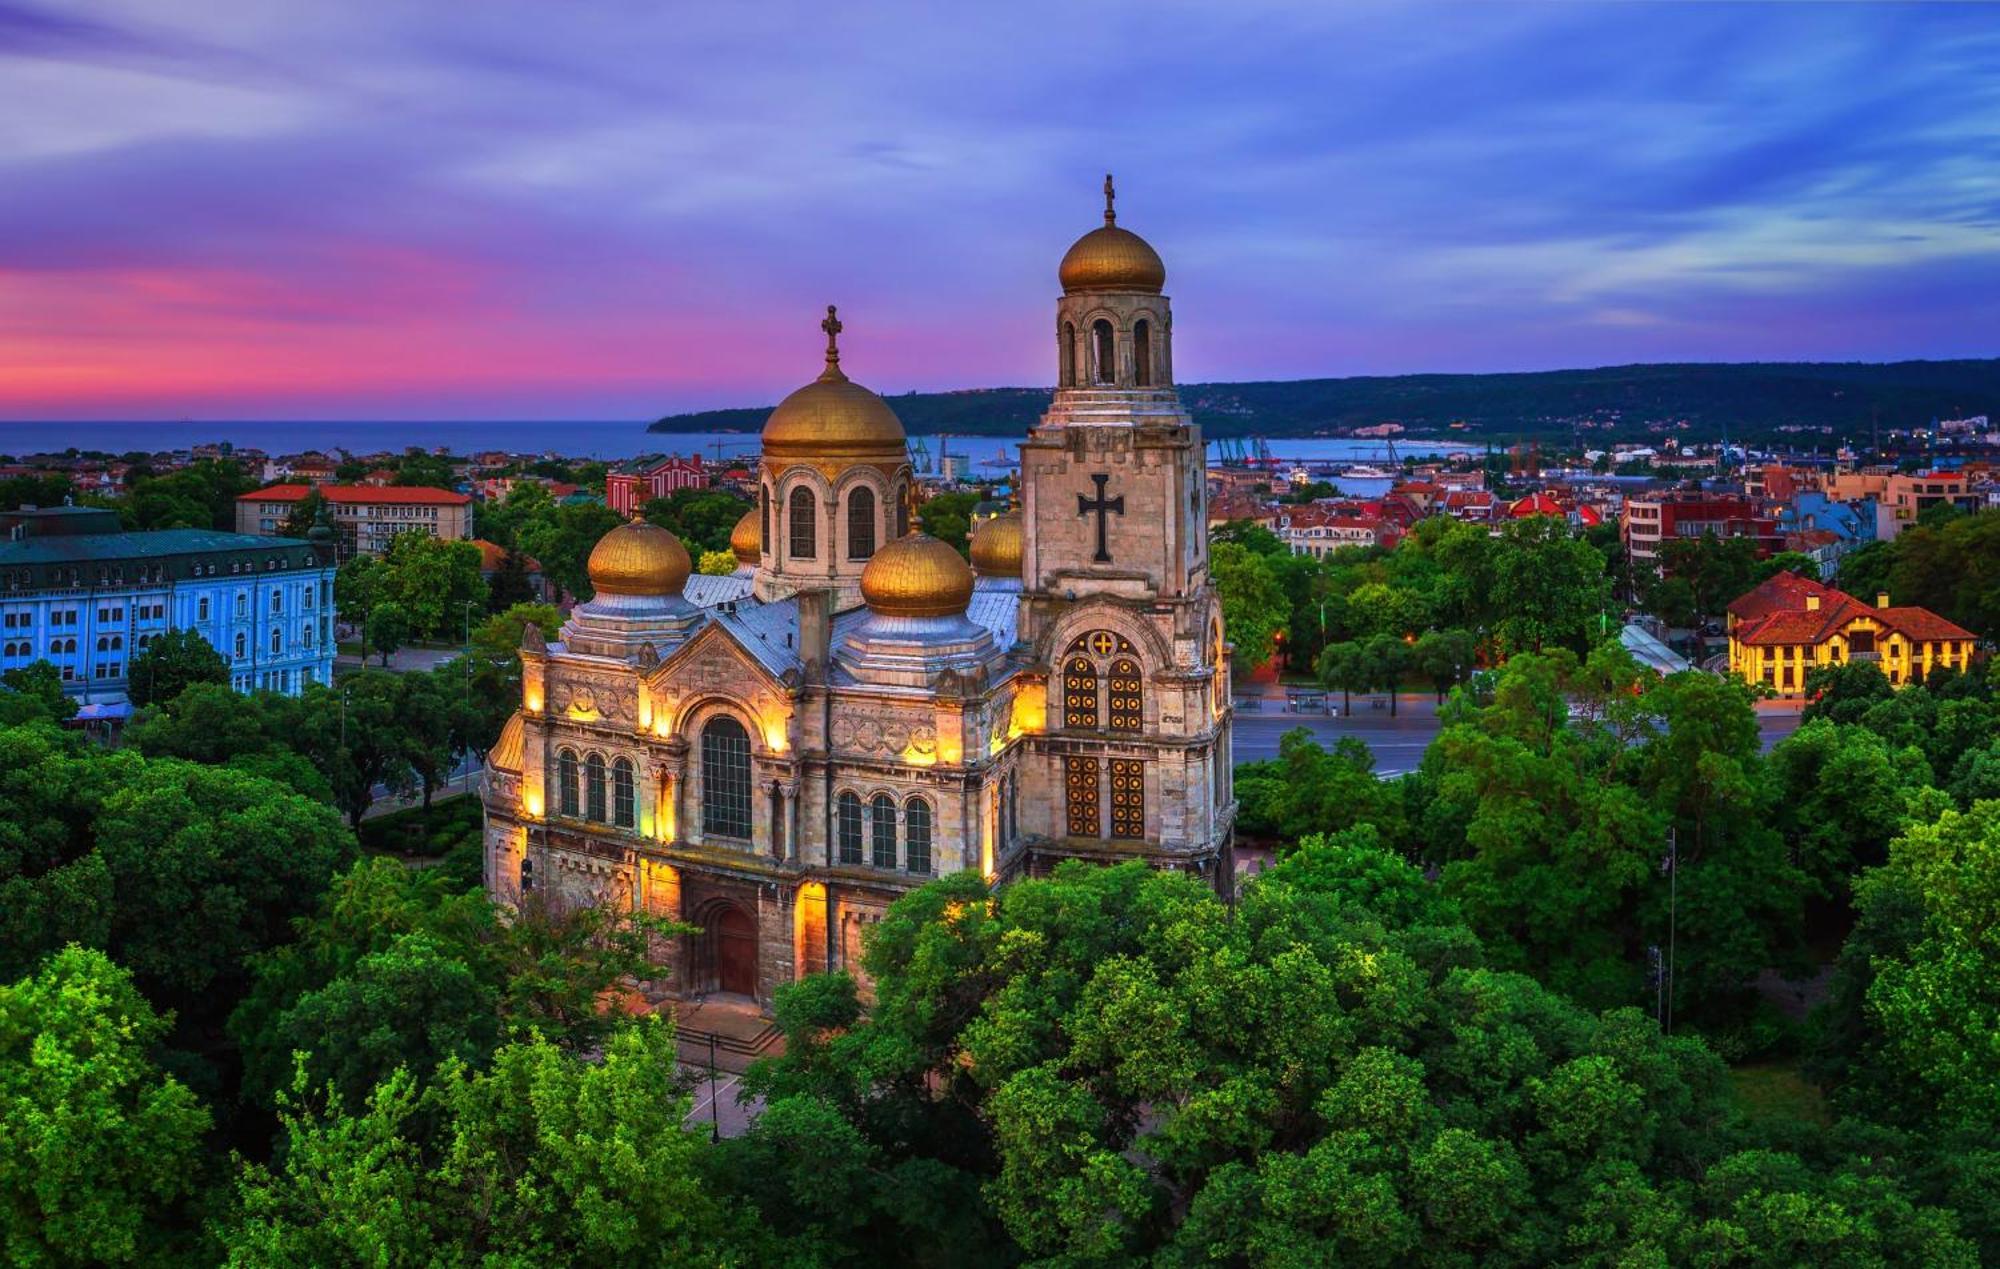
[1060,174,1166,294]
[730,507,760,565]
[861,532,975,618]
[1060,225,1166,293]
[969,512,1023,577]
[762,305,908,462]
[586,520,690,597]
[489,710,524,773]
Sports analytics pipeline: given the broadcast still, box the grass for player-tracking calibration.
[1729,1060,1830,1130]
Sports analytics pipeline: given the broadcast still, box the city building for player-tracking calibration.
[235,483,474,559]
[605,455,708,517]
[1872,471,1978,541]
[480,183,1234,1008]
[1277,505,1397,555]
[0,505,336,716]
[1725,571,1977,697]
[1622,492,1780,569]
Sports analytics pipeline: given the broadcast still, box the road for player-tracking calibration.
[1231,693,1806,774]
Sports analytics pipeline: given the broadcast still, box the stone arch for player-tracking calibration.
[833,466,891,562]
[688,896,760,998]
[1035,602,1175,677]
[1090,318,1116,386]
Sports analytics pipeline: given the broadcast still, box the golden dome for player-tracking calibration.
[489,710,524,773]
[860,532,975,618]
[1059,174,1163,293]
[730,507,760,565]
[586,520,690,597]
[1060,225,1166,294]
[762,306,908,462]
[969,512,1023,577]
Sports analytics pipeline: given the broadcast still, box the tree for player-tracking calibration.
[1489,515,1611,654]
[373,532,487,639]
[301,672,417,828]
[1754,550,1821,584]
[0,661,78,725]
[0,947,211,1267]
[366,601,409,667]
[1211,541,1286,669]
[1361,631,1412,716]
[640,488,752,553]
[486,547,537,612]
[124,627,227,708]
[278,487,329,540]
[389,451,458,491]
[916,491,982,554]
[698,548,737,575]
[519,500,623,601]
[1412,628,1477,703]
[1316,640,1369,713]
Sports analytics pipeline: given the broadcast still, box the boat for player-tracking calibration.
[1342,464,1392,479]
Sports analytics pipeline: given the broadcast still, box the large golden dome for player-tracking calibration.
[860,532,975,618]
[587,520,690,597]
[969,511,1023,577]
[762,306,908,462]
[730,507,760,565]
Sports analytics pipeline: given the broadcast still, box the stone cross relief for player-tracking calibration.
[1077,472,1124,563]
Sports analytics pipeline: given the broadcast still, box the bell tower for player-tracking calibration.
[1015,177,1233,891]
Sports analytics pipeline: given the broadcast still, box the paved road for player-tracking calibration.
[1232,693,1806,774]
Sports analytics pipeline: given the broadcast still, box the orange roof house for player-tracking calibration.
[1726,571,1977,697]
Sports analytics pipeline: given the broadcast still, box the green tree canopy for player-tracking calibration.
[124,627,227,708]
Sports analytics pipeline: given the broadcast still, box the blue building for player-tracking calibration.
[1777,491,1876,579]
[0,505,337,718]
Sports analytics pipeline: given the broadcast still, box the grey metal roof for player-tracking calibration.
[683,573,754,608]
[967,588,1022,646]
[711,596,803,677]
[0,528,317,566]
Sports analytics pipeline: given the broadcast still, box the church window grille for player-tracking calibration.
[1092,320,1115,386]
[847,487,877,560]
[837,791,863,864]
[905,797,932,874]
[1065,756,1100,837]
[1133,320,1152,387]
[557,749,579,817]
[871,793,897,868]
[788,487,817,560]
[1109,658,1144,733]
[700,717,753,839]
[585,753,607,822]
[1110,759,1145,839]
[612,757,635,828]
[1063,655,1098,729]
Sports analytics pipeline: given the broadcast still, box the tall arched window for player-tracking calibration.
[701,717,753,839]
[895,484,910,537]
[1133,320,1152,387]
[837,791,863,864]
[612,757,635,828]
[1062,321,1077,387]
[585,753,607,822]
[1092,319,1115,386]
[1063,653,1099,729]
[870,793,897,869]
[759,485,770,554]
[788,487,817,560]
[847,486,877,560]
[557,748,580,817]
[905,797,932,874]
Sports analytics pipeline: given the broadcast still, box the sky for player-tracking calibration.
[2,1,1997,421]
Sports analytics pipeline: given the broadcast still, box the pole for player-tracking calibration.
[707,1032,720,1142]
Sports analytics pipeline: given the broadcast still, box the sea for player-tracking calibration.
[6,419,1479,492]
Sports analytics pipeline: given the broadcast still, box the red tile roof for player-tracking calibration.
[240,483,470,506]
[1727,571,1832,622]
[1730,570,1975,646]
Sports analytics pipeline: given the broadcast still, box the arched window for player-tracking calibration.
[1133,319,1152,387]
[700,717,753,839]
[847,486,877,560]
[759,485,770,554]
[96,636,107,652]
[1065,756,1100,837]
[1063,654,1099,729]
[1092,319,1115,386]
[1109,657,1144,732]
[905,797,932,874]
[871,793,897,868]
[585,753,607,821]
[788,486,817,560]
[612,757,635,828]
[269,628,282,655]
[895,484,910,538]
[837,791,863,865]
[557,748,580,817]
[1062,320,1077,387]
[270,591,283,615]
[233,632,246,659]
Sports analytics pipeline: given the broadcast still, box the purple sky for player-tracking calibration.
[3,1,1997,420]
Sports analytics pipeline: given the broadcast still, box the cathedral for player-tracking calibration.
[481,181,1235,1005]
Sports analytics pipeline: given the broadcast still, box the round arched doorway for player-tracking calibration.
[711,905,758,998]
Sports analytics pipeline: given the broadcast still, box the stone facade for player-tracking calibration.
[481,191,1234,1010]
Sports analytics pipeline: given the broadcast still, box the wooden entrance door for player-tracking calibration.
[715,906,757,997]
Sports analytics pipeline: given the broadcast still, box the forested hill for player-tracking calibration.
[650,358,2000,442]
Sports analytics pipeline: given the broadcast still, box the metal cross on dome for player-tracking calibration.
[821,304,842,367]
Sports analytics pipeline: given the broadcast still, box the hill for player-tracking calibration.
[651,358,2000,443]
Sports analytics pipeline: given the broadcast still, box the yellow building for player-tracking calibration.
[1726,571,1977,697]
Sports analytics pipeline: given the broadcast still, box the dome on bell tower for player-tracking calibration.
[969,511,1023,578]
[1059,174,1165,294]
